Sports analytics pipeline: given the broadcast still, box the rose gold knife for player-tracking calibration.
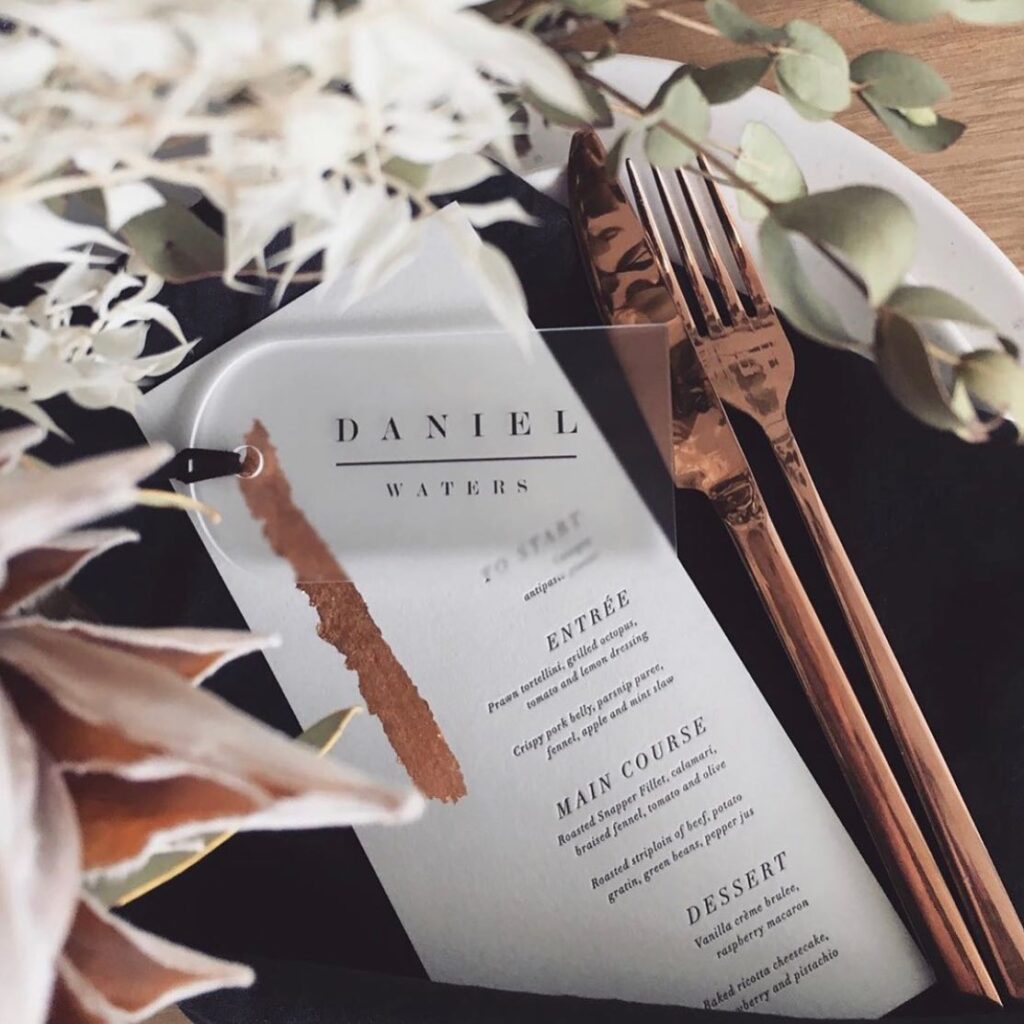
[567,127,999,1004]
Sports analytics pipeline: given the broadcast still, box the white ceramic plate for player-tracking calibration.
[522,53,1024,346]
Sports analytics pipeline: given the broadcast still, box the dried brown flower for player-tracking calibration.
[0,426,422,1024]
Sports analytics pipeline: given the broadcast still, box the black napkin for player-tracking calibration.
[17,170,1024,1022]
[182,957,1015,1024]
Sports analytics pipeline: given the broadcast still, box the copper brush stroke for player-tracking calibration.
[239,419,466,803]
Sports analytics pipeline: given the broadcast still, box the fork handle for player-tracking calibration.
[726,511,999,1003]
[770,428,1024,1000]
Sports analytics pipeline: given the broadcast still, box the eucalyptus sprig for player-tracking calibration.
[516,0,1024,441]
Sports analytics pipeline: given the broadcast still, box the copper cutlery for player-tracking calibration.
[567,127,1000,1004]
[648,151,1024,1003]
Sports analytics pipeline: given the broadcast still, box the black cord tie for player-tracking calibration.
[166,447,245,484]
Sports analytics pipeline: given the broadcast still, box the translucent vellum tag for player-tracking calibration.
[186,324,673,584]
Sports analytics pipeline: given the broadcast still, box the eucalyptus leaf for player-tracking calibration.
[965,355,1024,430]
[875,310,978,434]
[776,75,834,121]
[776,20,851,114]
[521,2,557,32]
[959,350,1024,436]
[524,86,590,127]
[605,131,630,180]
[854,0,948,22]
[582,79,614,128]
[120,199,224,282]
[647,64,687,108]
[758,217,859,348]
[771,186,916,305]
[735,122,807,221]
[949,0,1024,23]
[383,156,431,191]
[886,284,994,328]
[901,106,939,126]
[692,56,773,104]
[1000,335,1021,359]
[862,93,966,153]
[850,49,949,108]
[704,0,787,44]
[644,75,710,168]
[562,0,628,20]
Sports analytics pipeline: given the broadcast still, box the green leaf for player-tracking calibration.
[605,131,630,179]
[854,0,948,22]
[524,86,589,127]
[850,49,949,108]
[644,75,710,168]
[526,78,611,128]
[959,350,1024,436]
[582,79,614,128]
[776,20,851,114]
[562,0,628,20]
[776,75,834,121]
[692,56,772,104]
[296,707,363,751]
[949,0,1024,23]
[758,217,859,348]
[863,96,965,153]
[121,199,224,281]
[519,1,558,30]
[900,106,939,126]
[771,186,916,305]
[886,285,994,328]
[862,93,965,152]
[999,334,1021,358]
[704,0,787,44]
[383,156,431,190]
[735,122,807,221]
[875,310,980,434]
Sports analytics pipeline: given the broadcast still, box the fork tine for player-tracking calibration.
[697,155,773,320]
[671,165,750,329]
[624,159,700,340]
[649,166,724,338]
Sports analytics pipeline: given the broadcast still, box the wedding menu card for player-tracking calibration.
[138,211,934,1018]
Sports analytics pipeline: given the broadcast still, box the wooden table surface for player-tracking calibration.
[592,1,1024,273]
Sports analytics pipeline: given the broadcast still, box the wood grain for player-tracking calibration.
[580,2,1024,271]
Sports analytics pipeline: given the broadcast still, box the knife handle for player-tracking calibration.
[769,428,1024,999]
[725,510,1000,1004]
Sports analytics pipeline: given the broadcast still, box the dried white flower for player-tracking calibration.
[0,0,587,431]
[0,263,192,435]
[0,426,423,1023]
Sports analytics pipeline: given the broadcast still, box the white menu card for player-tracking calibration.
[137,210,933,1018]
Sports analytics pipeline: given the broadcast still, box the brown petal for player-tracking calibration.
[48,973,104,1024]
[2,620,273,775]
[32,619,274,687]
[0,425,45,473]
[66,772,257,874]
[55,894,253,1023]
[0,623,423,879]
[6,670,159,774]
[91,708,363,911]
[0,686,82,1024]
[0,443,172,586]
[0,530,138,616]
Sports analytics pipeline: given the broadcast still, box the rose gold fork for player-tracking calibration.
[570,128,998,1003]
[639,154,1024,1001]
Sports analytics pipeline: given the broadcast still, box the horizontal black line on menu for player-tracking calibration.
[334,454,578,467]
